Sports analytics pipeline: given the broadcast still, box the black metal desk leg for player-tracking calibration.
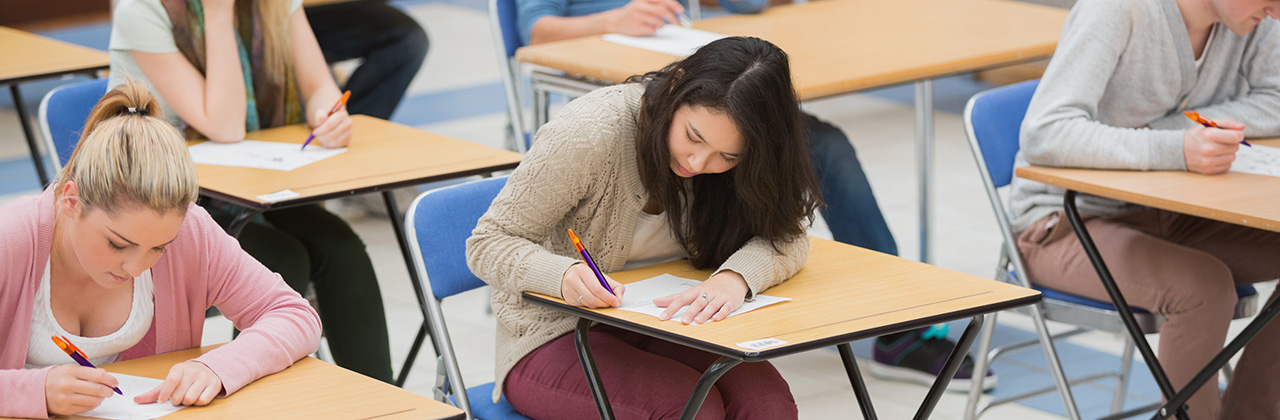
[225,208,260,239]
[914,315,984,420]
[838,343,877,420]
[1156,284,1280,419]
[678,357,743,420]
[1062,190,1189,420]
[574,318,616,420]
[11,84,50,187]
[382,190,442,387]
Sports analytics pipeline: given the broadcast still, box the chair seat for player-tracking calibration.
[449,382,530,420]
[1031,284,1257,314]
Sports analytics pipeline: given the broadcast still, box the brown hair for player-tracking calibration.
[627,37,823,269]
[55,80,199,215]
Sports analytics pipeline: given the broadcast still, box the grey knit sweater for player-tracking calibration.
[465,83,809,401]
[1009,0,1280,231]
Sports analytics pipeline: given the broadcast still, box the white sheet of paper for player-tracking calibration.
[78,374,187,420]
[1232,144,1280,177]
[617,274,791,323]
[602,25,727,57]
[188,140,347,171]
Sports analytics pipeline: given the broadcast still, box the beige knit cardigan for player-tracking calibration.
[466,83,809,401]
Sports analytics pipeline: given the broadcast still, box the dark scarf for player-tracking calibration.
[161,0,304,138]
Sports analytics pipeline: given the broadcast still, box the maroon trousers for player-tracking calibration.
[504,325,798,420]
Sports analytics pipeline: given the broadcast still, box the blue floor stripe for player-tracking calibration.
[0,157,46,196]
[388,82,509,126]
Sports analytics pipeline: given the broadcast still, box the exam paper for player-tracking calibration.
[617,274,790,323]
[602,25,727,57]
[188,140,347,171]
[78,373,187,420]
[1232,144,1280,177]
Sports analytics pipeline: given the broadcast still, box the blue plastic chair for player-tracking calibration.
[489,0,531,153]
[38,78,109,171]
[405,176,530,420]
[961,79,1258,420]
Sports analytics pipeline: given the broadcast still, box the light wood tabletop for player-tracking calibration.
[1016,138,1280,233]
[38,345,463,420]
[515,0,1067,100]
[0,26,109,84]
[526,237,1041,359]
[194,115,523,210]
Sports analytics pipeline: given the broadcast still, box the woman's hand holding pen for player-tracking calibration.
[1184,118,1245,174]
[562,263,626,308]
[45,365,120,416]
[655,270,749,325]
[309,106,353,148]
[134,361,223,407]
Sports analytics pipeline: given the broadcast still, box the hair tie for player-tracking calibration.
[126,107,149,116]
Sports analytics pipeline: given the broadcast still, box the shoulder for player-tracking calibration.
[1065,0,1146,30]
[0,195,46,268]
[110,0,178,53]
[537,83,644,151]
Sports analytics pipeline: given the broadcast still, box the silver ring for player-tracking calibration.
[577,296,584,304]
[700,292,709,302]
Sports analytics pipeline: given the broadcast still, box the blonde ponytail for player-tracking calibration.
[55,80,199,215]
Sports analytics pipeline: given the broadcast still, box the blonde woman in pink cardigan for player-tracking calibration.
[0,81,321,419]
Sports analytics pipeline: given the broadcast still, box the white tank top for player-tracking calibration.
[26,261,155,368]
[622,210,687,271]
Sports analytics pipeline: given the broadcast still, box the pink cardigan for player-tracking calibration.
[0,189,322,419]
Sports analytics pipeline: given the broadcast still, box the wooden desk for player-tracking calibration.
[515,0,1069,264]
[41,346,462,420]
[0,26,110,187]
[197,116,521,387]
[196,115,522,213]
[525,237,1041,420]
[1015,140,1280,419]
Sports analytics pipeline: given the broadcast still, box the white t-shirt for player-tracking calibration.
[621,210,686,271]
[107,0,304,128]
[26,261,155,368]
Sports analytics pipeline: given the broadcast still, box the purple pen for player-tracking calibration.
[567,229,615,295]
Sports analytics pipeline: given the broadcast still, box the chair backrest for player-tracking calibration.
[965,79,1038,189]
[489,0,529,153]
[407,176,509,300]
[39,78,109,172]
[963,79,1039,289]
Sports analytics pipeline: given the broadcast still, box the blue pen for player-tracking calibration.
[52,335,123,395]
[567,229,615,295]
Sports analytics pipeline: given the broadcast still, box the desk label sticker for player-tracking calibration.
[256,189,300,202]
[737,338,787,350]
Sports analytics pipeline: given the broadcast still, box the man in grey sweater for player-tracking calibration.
[1011,0,1280,418]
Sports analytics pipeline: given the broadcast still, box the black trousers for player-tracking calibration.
[306,1,429,120]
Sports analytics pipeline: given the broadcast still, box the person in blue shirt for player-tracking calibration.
[516,0,995,392]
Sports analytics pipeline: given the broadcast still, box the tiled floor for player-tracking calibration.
[4,1,1276,419]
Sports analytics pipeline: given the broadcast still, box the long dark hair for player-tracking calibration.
[628,36,823,269]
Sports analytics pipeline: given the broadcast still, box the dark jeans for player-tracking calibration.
[804,113,898,256]
[306,1,429,120]
[209,204,394,383]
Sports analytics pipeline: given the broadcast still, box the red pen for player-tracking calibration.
[1185,111,1252,147]
[300,90,351,151]
[51,335,123,395]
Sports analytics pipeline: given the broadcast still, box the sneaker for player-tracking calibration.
[870,326,997,392]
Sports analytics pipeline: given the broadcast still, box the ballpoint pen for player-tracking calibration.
[51,335,123,395]
[567,228,615,295]
[301,90,351,151]
[1185,111,1251,147]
